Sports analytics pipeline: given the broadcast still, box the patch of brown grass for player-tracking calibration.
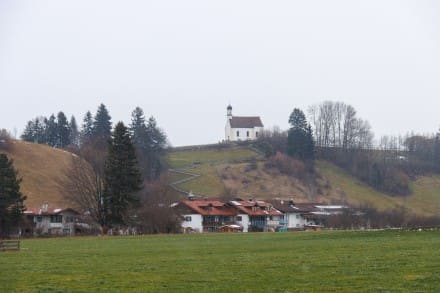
[1,141,75,209]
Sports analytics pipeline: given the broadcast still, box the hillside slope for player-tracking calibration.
[1,141,75,209]
[168,146,440,216]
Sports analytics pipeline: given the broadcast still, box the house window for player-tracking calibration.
[36,216,42,222]
[256,131,259,137]
[50,215,63,223]
[236,216,242,221]
[236,131,239,137]
[296,215,299,219]
[246,131,250,137]
[185,216,192,222]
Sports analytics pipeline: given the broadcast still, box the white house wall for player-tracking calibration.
[286,212,307,228]
[235,214,249,232]
[181,214,203,233]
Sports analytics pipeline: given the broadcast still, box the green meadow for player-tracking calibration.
[1,231,439,292]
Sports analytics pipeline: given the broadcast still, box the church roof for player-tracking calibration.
[230,116,264,128]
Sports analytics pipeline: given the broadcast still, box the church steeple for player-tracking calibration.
[227,104,232,119]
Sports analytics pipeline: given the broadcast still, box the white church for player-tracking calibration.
[225,104,264,142]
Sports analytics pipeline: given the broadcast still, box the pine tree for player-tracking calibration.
[45,114,58,147]
[69,116,80,147]
[287,108,314,161]
[56,111,71,148]
[0,154,26,237]
[146,116,167,180]
[104,122,142,226]
[130,107,149,148]
[21,120,36,142]
[80,111,94,145]
[92,104,112,144]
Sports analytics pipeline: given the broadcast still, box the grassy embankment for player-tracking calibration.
[0,141,74,208]
[0,231,439,292]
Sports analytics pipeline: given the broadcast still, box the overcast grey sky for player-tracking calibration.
[1,0,439,146]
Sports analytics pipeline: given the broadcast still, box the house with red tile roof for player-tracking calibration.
[174,200,239,233]
[228,199,284,232]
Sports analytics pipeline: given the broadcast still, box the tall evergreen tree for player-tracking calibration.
[80,111,94,145]
[287,108,314,160]
[69,116,80,147]
[0,154,26,237]
[56,111,71,148]
[92,104,112,144]
[146,116,167,180]
[130,107,148,148]
[21,120,36,142]
[104,122,142,226]
[129,107,150,179]
[45,114,58,147]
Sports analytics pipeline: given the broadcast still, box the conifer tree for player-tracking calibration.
[92,104,112,144]
[0,154,26,237]
[146,116,167,180]
[21,120,36,142]
[287,108,314,161]
[80,111,94,145]
[69,116,80,147]
[56,111,71,148]
[45,114,58,147]
[104,122,142,226]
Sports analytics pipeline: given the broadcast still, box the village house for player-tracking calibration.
[23,204,79,237]
[175,199,239,233]
[228,199,284,232]
[269,200,348,230]
[225,105,264,142]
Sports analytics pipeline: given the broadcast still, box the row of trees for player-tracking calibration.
[257,100,440,196]
[308,101,373,149]
[21,112,79,148]
[21,104,168,181]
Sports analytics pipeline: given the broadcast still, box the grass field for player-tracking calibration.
[1,231,439,292]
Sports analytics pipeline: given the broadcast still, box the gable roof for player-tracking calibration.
[179,200,237,216]
[230,116,264,128]
[228,200,283,216]
[24,207,79,216]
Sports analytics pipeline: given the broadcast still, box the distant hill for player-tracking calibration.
[2,141,439,216]
[1,141,75,209]
[167,145,440,216]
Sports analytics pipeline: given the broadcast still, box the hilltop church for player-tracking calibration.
[225,105,264,142]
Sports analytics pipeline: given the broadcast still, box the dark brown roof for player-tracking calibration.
[230,116,263,128]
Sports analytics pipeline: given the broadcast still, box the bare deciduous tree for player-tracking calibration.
[62,146,107,231]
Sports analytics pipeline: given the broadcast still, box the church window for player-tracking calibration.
[236,131,239,137]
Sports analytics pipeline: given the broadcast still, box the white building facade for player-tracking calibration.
[225,105,264,142]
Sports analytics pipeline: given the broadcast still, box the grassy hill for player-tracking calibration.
[0,141,75,209]
[2,141,439,216]
[167,145,440,216]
